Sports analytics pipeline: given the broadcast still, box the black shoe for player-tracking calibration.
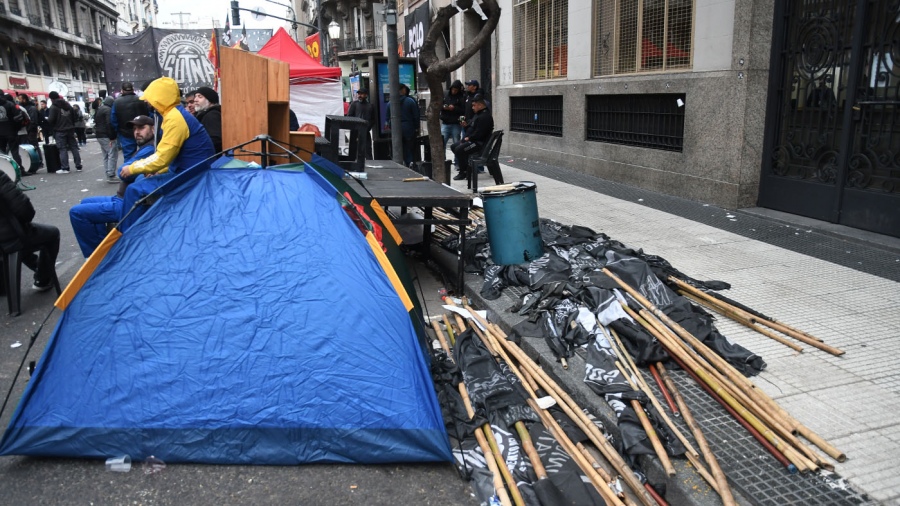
[32,279,52,292]
[453,173,468,181]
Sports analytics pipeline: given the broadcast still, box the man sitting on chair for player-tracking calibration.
[0,171,59,292]
[69,115,156,257]
[451,95,493,181]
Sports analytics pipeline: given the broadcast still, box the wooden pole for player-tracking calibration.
[614,362,677,476]
[656,362,736,506]
[680,291,804,353]
[431,319,453,358]
[458,384,514,506]
[649,364,680,417]
[472,319,657,506]
[669,277,844,356]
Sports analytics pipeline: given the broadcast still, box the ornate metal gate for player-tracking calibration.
[759,0,900,238]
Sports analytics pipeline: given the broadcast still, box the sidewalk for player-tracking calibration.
[445,158,900,505]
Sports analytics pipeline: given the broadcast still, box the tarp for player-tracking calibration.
[0,160,451,464]
[258,28,343,133]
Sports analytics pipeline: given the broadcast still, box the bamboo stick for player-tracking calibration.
[442,314,458,346]
[680,291,804,353]
[475,319,657,506]
[458,384,514,506]
[649,364,680,417]
[614,361,677,476]
[431,320,453,358]
[605,269,831,469]
[606,327,700,460]
[657,363,735,506]
[465,314,628,506]
[669,278,844,356]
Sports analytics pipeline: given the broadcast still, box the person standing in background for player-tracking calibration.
[47,91,82,174]
[347,88,376,159]
[111,82,150,160]
[95,96,119,183]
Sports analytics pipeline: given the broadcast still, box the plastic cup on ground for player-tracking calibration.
[105,455,131,472]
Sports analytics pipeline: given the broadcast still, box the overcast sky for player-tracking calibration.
[155,0,294,31]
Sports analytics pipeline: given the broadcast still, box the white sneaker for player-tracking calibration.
[56,170,70,174]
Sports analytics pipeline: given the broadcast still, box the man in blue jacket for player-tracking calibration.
[387,83,420,167]
[69,115,156,257]
[118,77,215,231]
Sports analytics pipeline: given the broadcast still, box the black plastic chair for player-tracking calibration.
[0,201,62,317]
[468,130,504,193]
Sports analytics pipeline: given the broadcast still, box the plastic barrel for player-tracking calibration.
[482,181,543,265]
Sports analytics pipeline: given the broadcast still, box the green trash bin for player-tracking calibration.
[482,181,543,265]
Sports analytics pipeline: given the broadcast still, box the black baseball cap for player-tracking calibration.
[126,115,153,128]
[357,88,369,94]
[465,79,479,87]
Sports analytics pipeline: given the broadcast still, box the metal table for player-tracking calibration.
[344,160,472,292]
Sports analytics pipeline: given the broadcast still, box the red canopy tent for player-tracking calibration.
[256,27,344,132]
[257,27,341,81]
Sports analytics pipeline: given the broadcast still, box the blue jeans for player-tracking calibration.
[441,123,462,149]
[69,196,124,257]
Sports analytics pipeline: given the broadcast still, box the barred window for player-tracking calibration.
[594,0,693,76]
[586,94,686,151]
[514,0,568,82]
[510,96,564,136]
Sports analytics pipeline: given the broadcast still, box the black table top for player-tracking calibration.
[344,161,473,207]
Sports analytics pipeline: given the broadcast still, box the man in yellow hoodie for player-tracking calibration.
[119,77,215,230]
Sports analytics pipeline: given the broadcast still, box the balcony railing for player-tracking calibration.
[335,34,384,53]
[9,5,22,16]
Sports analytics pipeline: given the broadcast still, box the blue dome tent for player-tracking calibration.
[0,155,451,464]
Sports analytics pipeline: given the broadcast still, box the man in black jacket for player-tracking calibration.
[0,94,23,170]
[440,80,465,167]
[192,87,222,154]
[347,88,376,159]
[16,94,44,174]
[95,96,118,182]
[451,95,494,181]
[111,82,150,159]
[0,170,60,292]
[47,91,82,173]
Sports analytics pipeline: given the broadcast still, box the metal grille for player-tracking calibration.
[56,0,67,31]
[510,96,564,136]
[586,93,686,151]
[514,0,569,82]
[594,0,694,76]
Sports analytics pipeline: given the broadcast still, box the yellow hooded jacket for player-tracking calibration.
[124,77,213,176]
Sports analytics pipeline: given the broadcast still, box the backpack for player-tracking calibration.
[0,103,8,123]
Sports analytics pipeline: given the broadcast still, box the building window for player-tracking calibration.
[23,50,38,75]
[586,94,686,151]
[514,0,568,82]
[6,47,21,72]
[510,96,564,136]
[42,0,54,27]
[57,0,67,31]
[594,0,693,76]
[40,54,52,75]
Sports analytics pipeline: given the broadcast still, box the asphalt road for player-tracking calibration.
[0,141,476,505]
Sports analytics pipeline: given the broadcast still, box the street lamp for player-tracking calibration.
[328,20,341,67]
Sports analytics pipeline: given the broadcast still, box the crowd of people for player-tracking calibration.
[2,75,491,300]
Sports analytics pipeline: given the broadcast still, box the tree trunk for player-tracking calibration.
[418,0,501,184]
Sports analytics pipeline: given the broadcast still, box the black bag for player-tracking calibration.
[43,144,60,173]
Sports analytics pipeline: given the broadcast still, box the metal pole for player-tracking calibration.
[385,0,403,165]
[317,0,326,66]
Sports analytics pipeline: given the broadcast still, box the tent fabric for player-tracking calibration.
[257,27,341,80]
[0,164,451,464]
[289,81,344,134]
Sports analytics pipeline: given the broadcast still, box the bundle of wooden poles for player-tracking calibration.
[430,267,848,506]
[430,207,484,245]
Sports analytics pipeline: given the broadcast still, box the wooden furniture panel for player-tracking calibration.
[220,47,269,164]
[289,132,316,162]
[267,59,290,103]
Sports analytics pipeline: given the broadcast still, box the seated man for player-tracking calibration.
[69,115,156,257]
[451,95,494,181]
[0,171,60,292]
[119,77,215,231]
